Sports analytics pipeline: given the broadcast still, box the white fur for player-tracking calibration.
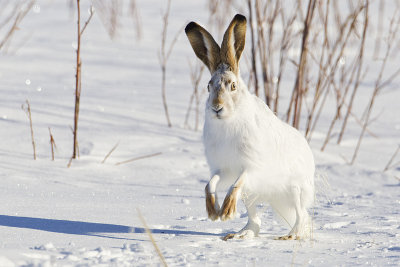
[203,73,315,239]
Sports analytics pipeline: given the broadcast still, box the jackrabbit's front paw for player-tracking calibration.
[219,190,238,221]
[205,186,220,220]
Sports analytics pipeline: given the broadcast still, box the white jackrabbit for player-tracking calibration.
[185,14,315,240]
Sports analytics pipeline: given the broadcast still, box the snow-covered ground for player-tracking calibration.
[0,0,399,266]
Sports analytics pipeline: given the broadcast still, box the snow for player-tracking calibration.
[0,0,399,266]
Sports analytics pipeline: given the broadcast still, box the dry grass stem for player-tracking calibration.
[158,0,182,127]
[72,0,94,161]
[288,0,317,129]
[101,142,119,164]
[305,2,366,141]
[337,2,369,145]
[94,0,142,40]
[137,209,168,267]
[80,6,94,35]
[115,152,162,166]
[247,0,259,96]
[22,100,36,160]
[93,0,119,39]
[207,0,234,38]
[351,6,400,164]
[129,0,142,39]
[0,0,35,51]
[319,3,368,150]
[373,1,385,59]
[383,145,400,172]
[184,61,205,131]
[48,127,56,161]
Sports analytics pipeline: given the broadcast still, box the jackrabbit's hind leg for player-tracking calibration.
[278,186,308,240]
[223,195,260,241]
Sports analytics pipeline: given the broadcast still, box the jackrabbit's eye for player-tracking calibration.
[231,82,236,91]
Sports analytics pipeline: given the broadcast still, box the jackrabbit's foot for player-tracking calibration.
[222,229,256,241]
[275,235,300,240]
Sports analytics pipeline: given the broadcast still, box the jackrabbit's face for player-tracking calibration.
[185,14,247,119]
[207,64,239,119]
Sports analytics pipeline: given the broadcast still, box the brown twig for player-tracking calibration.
[129,0,143,40]
[72,0,94,162]
[159,0,174,127]
[319,2,368,150]
[383,145,400,172]
[289,0,317,129]
[337,2,369,145]
[373,0,385,59]
[351,7,399,164]
[48,127,56,161]
[207,0,234,39]
[22,100,36,160]
[93,0,119,39]
[0,1,35,51]
[80,6,94,35]
[184,61,205,131]
[115,152,162,166]
[247,0,259,96]
[274,6,297,114]
[72,0,82,160]
[305,2,366,141]
[101,142,119,164]
[255,0,281,107]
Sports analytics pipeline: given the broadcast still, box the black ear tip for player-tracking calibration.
[185,22,198,33]
[234,14,247,23]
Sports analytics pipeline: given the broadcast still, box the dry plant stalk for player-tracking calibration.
[48,127,56,161]
[383,145,400,172]
[255,0,299,113]
[115,152,162,166]
[0,0,35,51]
[288,0,317,129]
[184,61,205,131]
[233,0,400,165]
[255,0,278,107]
[373,0,385,59]
[93,0,120,39]
[247,0,259,96]
[22,100,36,160]
[137,209,168,267]
[101,142,119,164]
[129,0,142,40]
[336,4,369,145]
[207,0,234,39]
[318,2,368,150]
[351,9,400,164]
[71,0,94,163]
[159,0,182,127]
[296,0,366,144]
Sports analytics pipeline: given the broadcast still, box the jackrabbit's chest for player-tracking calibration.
[203,125,256,172]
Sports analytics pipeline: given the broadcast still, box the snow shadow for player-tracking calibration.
[0,215,219,239]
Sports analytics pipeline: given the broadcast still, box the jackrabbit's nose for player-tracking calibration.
[212,106,223,113]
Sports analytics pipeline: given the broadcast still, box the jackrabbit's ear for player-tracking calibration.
[220,14,247,74]
[185,22,221,73]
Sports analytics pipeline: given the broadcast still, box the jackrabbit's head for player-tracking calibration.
[185,14,247,119]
